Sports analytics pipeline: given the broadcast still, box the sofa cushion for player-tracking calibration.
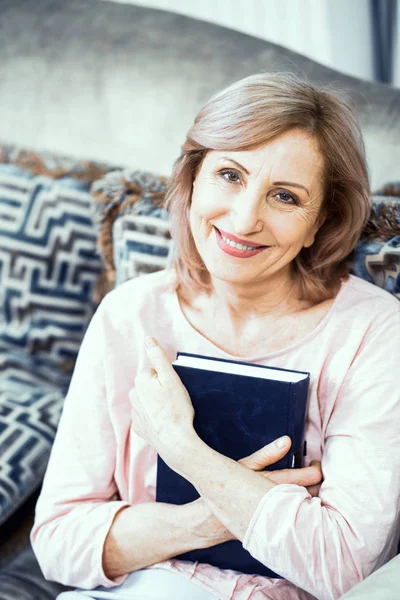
[0,160,104,377]
[0,543,72,598]
[0,145,120,526]
[350,196,400,299]
[113,213,174,287]
[91,168,174,289]
[0,346,65,526]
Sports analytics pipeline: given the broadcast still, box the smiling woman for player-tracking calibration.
[30,72,400,600]
[189,133,325,299]
[165,73,371,307]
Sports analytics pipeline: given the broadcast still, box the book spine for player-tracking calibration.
[293,376,310,466]
[288,382,297,465]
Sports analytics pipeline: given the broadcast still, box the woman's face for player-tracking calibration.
[189,129,326,288]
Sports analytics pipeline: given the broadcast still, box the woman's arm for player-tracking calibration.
[31,295,204,589]
[102,501,227,580]
[102,442,322,579]
[31,295,216,590]
[30,296,132,590]
[135,309,400,600]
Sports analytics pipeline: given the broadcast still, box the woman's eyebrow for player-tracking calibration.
[219,157,250,175]
[274,181,310,197]
[218,157,310,197]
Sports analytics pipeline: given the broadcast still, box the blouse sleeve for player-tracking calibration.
[30,295,131,589]
[243,308,400,600]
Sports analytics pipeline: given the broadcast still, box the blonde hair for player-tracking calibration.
[164,72,371,304]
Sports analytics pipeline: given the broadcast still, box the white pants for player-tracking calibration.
[56,567,220,600]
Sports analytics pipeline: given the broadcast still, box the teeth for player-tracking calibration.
[221,233,259,251]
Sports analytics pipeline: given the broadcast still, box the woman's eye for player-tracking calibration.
[273,190,298,205]
[219,169,241,184]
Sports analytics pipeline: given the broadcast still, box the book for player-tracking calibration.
[156,352,310,578]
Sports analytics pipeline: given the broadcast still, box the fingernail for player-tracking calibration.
[276,436,289,448]
[145,336,157,347]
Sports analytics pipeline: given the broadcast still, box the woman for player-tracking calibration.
[31,73,400,600]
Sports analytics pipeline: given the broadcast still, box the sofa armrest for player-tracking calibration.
[340,555,400,599]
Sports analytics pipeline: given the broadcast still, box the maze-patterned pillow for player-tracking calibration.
[0,344,65,525]
[0,156,114,525]
[113,213,174,286]
[0,163,104,376]
[351,237,400,298]
[91,168,174,288]
[350,196,400,300]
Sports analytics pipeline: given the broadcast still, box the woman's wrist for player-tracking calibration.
[180,498,236,547]
[158,427,205,476]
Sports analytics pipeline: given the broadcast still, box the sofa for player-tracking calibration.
[0,1,399,599]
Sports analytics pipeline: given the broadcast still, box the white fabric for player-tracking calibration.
[57,568,220,599]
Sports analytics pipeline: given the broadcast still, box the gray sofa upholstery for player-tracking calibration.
[2,0,400,189]
[0,1,399,598]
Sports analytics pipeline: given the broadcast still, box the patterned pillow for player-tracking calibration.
[350,196,400,300]
[0,353,65,525]
[0,145,118,525]
[113,213,174,287]
[91,168,174,289]
[0,161,107,376]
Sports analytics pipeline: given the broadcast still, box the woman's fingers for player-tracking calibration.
[305,460,323,497]
[238,436,292,470]
[239,441,323,497]
[264,460,322,488]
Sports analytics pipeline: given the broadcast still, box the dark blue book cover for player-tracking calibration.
[156,352,310,578]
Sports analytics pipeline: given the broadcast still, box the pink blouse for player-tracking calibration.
[30,269,400,600]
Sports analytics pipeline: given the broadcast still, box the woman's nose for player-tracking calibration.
[230,192,264,235]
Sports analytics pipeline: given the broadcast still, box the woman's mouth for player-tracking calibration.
[213,227,269,258]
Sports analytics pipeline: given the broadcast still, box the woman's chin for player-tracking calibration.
[206,263,263,286]
[203,255,291,289]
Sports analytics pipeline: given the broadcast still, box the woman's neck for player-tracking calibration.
[207,272,307,325]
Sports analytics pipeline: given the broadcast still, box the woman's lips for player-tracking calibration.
[214,227,268,258]
[217,227,262,248]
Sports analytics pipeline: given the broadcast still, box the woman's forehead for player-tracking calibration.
[210,131,320,161]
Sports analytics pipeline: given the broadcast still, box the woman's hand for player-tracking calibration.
[130,337,324,494]
[186,437,323,547]
[129,337,196,467]
[238,437,323,498]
